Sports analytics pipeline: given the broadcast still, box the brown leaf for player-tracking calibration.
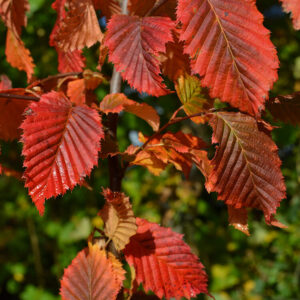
[56,0,103,51]
[99,188,137,251]
[0,88,30,140]
[228,206,250,236]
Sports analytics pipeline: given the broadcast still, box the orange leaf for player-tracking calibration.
[60,243,125,300]
[56,0,103,51]
[5,29,35,82]
[0,0,29,35]
[99,188,137,251]
[130,132,207,177]
[100,93,160,131]
[105,15,174,97]
[21,91,104,215]
[177,0,279,116]
[206,112,286,222]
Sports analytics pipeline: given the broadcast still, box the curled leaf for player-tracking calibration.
[99,188,137,251]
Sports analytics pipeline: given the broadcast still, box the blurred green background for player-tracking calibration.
[0,0,299,299]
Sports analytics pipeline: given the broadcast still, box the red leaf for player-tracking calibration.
[100,93,160,131]
[21,91,104,215]
[105,15,174,97]
[93,0,121,19]
[206,112,286,222]
[57,50,86,73]
[56,0,103,51]
[50,0,86,73]
[177,0,279,116]
[5,29,35,82]
[0,0,29,35]
[0,74,12,89]
[0,88,30,140]
[60,243,125,300]
[280,0,300,30]
[124,218,208,299]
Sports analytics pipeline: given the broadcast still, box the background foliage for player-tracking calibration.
[0,0,299,299]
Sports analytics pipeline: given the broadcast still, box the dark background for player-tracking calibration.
[0,0,299,299]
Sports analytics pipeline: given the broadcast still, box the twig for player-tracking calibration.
[145,0,168,17]
[0,93,39,102]
[135,108,223,155]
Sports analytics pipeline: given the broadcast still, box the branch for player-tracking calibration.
[107,0,129,193]
[0,93,39,102]
[145,0,168,17]
[135,108,225,155]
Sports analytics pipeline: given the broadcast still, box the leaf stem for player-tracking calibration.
[0,93,39,101]
[145,0,168,17]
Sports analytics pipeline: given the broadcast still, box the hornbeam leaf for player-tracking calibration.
[160,31,191,81]
[60,244,125,300]
[206,112,286,222]
[99,188,137,251]
[177,0,279,116]
[175,73,213,123]
[21,91,104,215]
[124,218,209,299]
[105,15,174,97]
[56,0,103,52]
[0,0,29,35]
[267,93,300,126]
[57,50,86,73]
[280,0,300,30]
[100,93,160,131]
[50,0,86,72]
[5,29,35,82]
[130,132,207,177]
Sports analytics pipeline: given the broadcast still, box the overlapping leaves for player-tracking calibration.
[99,188,137,251]
[100,93,160,131]
[128,131,208,177]
[177,0,279,116]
